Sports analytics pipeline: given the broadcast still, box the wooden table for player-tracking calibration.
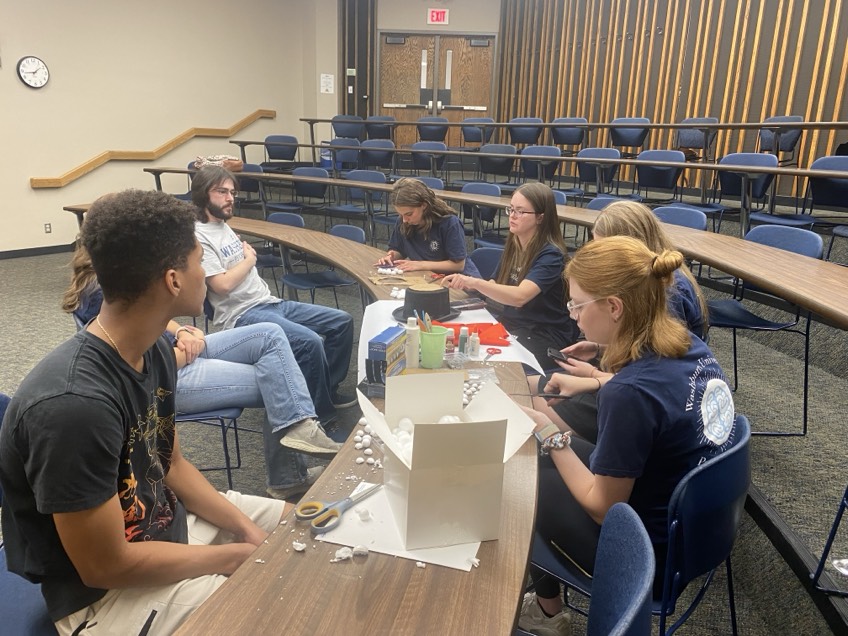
[175,362,536,635]
[64,185,848,330]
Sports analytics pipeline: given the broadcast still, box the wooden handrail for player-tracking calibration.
[30,109,276,189]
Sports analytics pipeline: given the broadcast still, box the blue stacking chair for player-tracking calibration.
[327,138,360,177]
[411,176,444,190]
[0,545,56,636]
[416,116,449,143]
[324,169,386,242]
[653,206,709,231]
[677,117,719,163]
[708,152,777,232]
[331,114,365,139]
[359,139,397,176]
[410,141,448,178]
[459,117,495,148]
[263,166,330,221]
[234,163,265,216]
[635,150,686,203]
[758,115,803,166]
[280,224,367,310]
[708,226,823,435]
[365,115,395,140]
[508,117,544,146]
[801,155,848,260]
[530,415,751,636]
[460,182,506,248]
[477,143,518,185]
[609,117,651,158]
[520,145,562,184]
[260,135,299,174]
[587,503,655,636]
[468,247,503,280]
[575,147,621,198]
[176,408,245,490]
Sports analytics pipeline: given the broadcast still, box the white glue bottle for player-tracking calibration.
[405,316,420,369]
[468,330,480,358]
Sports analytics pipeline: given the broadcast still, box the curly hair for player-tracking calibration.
[60,241,97,313]
[566,236,690,372]
[593,200,709,334]
[191,165,239,221]
[391,177,456,238]
[80,190,198,305]
[496,182,567,286]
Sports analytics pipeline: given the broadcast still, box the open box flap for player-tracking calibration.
[465,382,536,462]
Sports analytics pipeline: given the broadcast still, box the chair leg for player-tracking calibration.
[801,313,812,436]
[730,328,739,391]
[810,484,848,596]
[725,557,739,636]
[217,416,234,490]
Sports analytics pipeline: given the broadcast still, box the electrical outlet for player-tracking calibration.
[44,223,52,234]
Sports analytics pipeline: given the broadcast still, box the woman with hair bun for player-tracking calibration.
[518,236,738,635]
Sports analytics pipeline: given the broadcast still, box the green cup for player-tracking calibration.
[419,326,448,369]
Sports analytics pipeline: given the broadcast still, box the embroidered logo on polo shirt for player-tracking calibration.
[429,239,440,253]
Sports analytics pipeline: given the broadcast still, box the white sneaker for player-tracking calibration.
[280,418,342,456]
[518,593,571,636]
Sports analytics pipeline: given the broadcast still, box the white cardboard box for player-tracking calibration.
[357,372,535,550]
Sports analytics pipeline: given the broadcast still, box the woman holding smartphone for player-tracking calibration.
[518,235,737,634]
[443,182,578,366]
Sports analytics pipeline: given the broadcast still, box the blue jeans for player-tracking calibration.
[175,323,315,490]
[236,300,354,416]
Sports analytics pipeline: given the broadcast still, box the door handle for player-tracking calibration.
[427,100,433,110]
[436,100,443,113]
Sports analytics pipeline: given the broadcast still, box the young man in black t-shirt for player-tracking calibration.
[0,191,288,635]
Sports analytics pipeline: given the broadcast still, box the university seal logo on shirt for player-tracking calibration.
[700,378,734,445]
[429,239,440,253]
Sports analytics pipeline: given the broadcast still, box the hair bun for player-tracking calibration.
[651,249,684,277]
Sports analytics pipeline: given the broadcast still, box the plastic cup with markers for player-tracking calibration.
[419,326,449,369]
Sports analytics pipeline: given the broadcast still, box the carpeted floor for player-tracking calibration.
[1,206,846,634]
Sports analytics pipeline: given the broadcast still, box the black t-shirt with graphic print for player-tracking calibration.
[0,331,187,621]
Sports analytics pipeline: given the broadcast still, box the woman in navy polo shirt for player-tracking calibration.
[443,182,578,366]
[517,236,737,635]
[376,178,480,278]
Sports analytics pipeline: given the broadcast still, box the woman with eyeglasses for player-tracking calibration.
[517,236,737,635]
[532,200,710,444]
[375,178,481,277]
[443,182,578,365]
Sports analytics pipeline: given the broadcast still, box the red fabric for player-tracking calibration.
[432,321,511,347]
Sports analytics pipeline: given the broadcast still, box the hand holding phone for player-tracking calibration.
[547,347,569,364]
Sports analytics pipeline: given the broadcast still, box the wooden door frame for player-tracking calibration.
[375,30,500,117]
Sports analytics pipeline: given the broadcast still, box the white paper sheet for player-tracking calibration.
[357,300,544,382]
[315,482,481,571]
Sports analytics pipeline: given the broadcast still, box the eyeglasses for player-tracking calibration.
[505,206,539,218]
[211,188,238,197]
[567,297,604,315]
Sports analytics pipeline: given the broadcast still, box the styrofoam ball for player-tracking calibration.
[398,417,414,433]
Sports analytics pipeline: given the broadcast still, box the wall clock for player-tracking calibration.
[17,56,50,89]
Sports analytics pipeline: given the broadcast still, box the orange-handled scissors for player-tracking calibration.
[294,483,382,534]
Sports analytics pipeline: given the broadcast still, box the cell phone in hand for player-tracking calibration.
[547,347,569,364]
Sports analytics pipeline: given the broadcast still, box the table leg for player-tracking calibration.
[740,174,752,237]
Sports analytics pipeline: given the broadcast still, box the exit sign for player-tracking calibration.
[427,8,449,24]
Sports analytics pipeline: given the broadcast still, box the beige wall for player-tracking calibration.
[378,0,501,33]
[0,0,338,253]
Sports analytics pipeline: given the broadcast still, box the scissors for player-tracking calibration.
[294,483,382,535]
[484,347,502,362]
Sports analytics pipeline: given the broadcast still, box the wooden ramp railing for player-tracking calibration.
[30,109,276,189]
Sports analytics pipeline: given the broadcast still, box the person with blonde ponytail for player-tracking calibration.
[532,200,710,444]
[518,236,737,635]
[375,177,481,277]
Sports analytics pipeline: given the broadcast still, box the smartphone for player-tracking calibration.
[547,347,569,364]
[536,392,566,400]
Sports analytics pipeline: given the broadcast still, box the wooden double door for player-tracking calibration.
[378,33,496,148]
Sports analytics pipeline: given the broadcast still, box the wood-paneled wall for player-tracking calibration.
[497,0,848,174]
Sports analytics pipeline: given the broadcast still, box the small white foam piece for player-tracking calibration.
[397,417,414,433]
[437,414,462,424]
[361,436,372,448]
[354,434,363,443]
[331,546,353,563]
[468,557,480,568]
[364,448,374,456]
[358,417,368,426]
[355,457,365,464]
[354,442,363,450]
[255,558,266,564]
[363,425,373,434]
[292,541,307,552]
[415,561,427,569]
[355,506,373,521]
[366,457,375,465]
[352,545,369,557]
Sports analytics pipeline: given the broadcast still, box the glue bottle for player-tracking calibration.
[405,316,420,369]
[468,330,480,358]
[458,326,469,355]
[445,331,456,354]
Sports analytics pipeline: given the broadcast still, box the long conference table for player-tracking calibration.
[64,184,848,628]
[64,172,848,329]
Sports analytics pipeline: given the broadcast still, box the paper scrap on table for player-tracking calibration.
[315,481,481,571]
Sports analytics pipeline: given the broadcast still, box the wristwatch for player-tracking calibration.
[540,431,572,455]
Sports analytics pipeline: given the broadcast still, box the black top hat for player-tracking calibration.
[391,283,461,323]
